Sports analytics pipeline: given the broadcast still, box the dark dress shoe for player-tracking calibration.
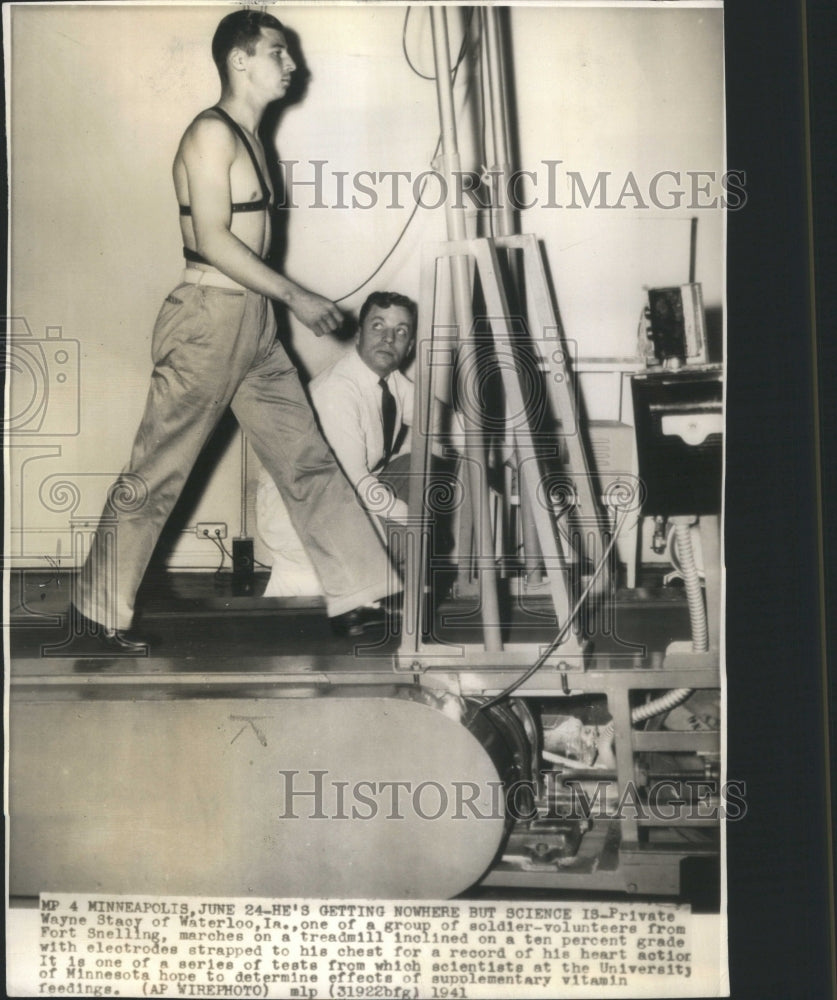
[64,607,150,656]
[330,604,388,637]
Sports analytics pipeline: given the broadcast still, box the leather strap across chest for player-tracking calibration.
[180,106,272,217]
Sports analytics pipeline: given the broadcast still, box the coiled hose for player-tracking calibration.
[672,517,708,653]
[595,517,707,765]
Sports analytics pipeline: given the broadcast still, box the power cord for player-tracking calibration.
[209,535,226,575]
[334,194,426,304]
[473,509,633,715]
[334,9,479,304]
[402,6,475,81]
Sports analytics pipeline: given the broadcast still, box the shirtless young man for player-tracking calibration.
[73,10,396,649]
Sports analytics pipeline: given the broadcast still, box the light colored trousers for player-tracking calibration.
[258,452,458,596]
[77,280,394,629]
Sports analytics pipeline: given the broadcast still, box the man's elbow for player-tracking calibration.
[193,226,231,265]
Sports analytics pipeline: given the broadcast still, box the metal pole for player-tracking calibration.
[240,431,248,538]
[483,7,514,238]
[430,6,502,652]
[689,216,698,284]
[484,7,544,584]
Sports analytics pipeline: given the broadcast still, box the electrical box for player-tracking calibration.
[631,366,722,516]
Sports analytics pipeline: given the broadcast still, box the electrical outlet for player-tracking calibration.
[196,522,227,539]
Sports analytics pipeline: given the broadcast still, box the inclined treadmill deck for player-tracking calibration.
[7,569,716,902]
[9,568,692,664]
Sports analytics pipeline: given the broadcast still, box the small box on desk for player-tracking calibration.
[647,284,707,365]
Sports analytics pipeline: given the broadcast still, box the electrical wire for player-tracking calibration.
[334,192,427,304]
[334,8,478,304]
[402,6,475,81]
[473,510,633,715]
[216,536,235,563]
[401,7,436,81]
[210,536,226,574]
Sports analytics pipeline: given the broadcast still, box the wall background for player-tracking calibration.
[6,3,725,569]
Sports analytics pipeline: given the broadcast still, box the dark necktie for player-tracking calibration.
[379,377,397,466]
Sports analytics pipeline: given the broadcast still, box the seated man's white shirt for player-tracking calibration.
[310,349,414,522]
[256,348,413,597]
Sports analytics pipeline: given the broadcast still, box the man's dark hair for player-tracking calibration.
[358,292,418,332]
[212,10,285,86]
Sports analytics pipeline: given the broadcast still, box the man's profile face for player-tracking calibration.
[242,27,296,100]
[356,305,415,378]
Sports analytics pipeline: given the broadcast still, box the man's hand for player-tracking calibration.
[287,286,343,338]
[385,497,410,525]
[357,476,408,523]
[179,116,346,319]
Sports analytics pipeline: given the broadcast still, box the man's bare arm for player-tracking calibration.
[182,117,342,337]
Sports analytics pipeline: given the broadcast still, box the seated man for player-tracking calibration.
[258,291,457,596]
